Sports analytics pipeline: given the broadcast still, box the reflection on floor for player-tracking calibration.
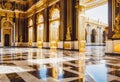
[0,46,120,82]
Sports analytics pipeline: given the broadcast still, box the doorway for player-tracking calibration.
[4,34,10,46]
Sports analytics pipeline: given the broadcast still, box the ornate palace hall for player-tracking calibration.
[0,0,120,82]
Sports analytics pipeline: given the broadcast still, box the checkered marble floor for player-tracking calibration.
[0,46,120,82]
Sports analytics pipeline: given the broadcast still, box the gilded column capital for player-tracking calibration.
[75,4,85,12]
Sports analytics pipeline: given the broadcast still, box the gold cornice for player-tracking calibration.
[26,0,60,18]
[26,0,47,17]
[84,0,108,10]
[0,9,25,18]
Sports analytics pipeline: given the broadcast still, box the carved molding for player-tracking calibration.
[26,0,60,18]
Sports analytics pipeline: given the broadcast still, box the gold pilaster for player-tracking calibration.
[77,4,86,52]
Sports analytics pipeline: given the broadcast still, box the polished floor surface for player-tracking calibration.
[0,46,120,82]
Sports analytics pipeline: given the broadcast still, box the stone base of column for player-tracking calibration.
[43,42,50,49]
[105,40,120,54]
[64,41,74,50]
[0,42,2,47]
[14,42,29,47]
[58,41,64,49]
[79,40,86,52]
[63,41,78,50]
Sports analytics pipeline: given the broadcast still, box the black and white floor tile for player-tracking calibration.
[0,46,120,82]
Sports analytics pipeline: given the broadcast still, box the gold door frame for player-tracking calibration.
[1,21,13,46]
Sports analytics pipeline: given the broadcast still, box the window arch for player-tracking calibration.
[37,14,44,23]
[51,8,60,20]
[28,19,33,26]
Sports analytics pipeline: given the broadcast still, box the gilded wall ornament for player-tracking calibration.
[112,0,120,39]
[3,21,12,27]
[4,2,13,10]
[116,0,120,7]
[112,13,120,38]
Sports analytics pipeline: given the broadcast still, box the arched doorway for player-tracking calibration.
[91,29,96,43]
[49,8,60,48]
[37,14,44,48]
[1,21,13,47]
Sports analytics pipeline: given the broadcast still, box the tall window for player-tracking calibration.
[50,8,60,42]
[28,19,33,45]
[37,14,44,42]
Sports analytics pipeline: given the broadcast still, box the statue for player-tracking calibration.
[20,36,23,42]
[66,26,71,40]
[19,36,23,46]
[116,0,120,7]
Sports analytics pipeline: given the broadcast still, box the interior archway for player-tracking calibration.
[1,21,13,47]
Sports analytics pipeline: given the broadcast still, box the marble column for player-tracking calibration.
[96,27,103,43]
[78,5,86,52]
[14,12,19,42]
[33,13,37,42]
[64,0,76,50]
[86,24,91,43]
[44,8,49,42]
[100,28,103,43]
[60,0,66,41]
[96,27,99,43]
[43,8,49,48]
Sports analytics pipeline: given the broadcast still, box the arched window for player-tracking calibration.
[51,9,60,20]
[28,18,33,46]
[37,15,44,23]
[37,14,44,47]
[49,8,60,48]
[50,8,60,41]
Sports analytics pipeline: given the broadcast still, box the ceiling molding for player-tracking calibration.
[80,0,108,10]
